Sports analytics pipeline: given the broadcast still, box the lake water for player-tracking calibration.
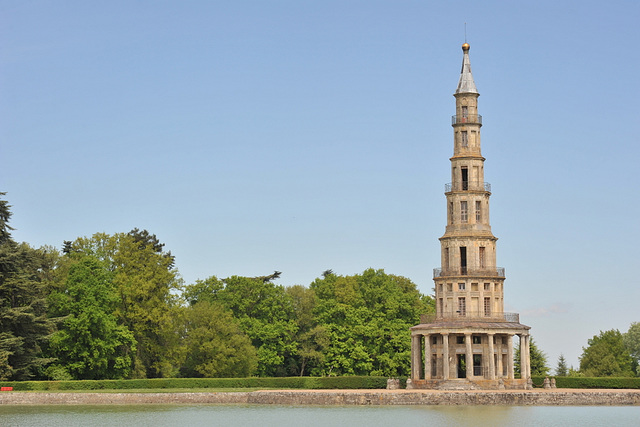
[1,404,638,427]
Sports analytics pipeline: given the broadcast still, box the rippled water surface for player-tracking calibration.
[1,404,639,427]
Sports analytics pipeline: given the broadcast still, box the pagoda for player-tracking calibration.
[409,43,531,390]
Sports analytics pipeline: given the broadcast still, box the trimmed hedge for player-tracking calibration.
[0,376,393,391]
[313,376,393,389]
[531,376,640,389]
[3,376,639,391]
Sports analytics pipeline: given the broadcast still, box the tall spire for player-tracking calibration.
[455,43,478,94]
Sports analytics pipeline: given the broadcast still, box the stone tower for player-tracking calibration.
[409,43,531,390]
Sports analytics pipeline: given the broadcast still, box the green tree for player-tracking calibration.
[68,231,182,378]
[185,274,298,377]
[127,228,175,268]
[623,322,640,376]
[296,325,329,377]
[579,329,635,377]
[0,193,14,242]
[514,337,549,377]
[183,276,224,306]
[567,366,582,377]
[555,353,568,376]
[285,285,328,376]
[46,256,136,380]
[310,268,433,377]
[180,301,257,378]
[0,193,55,380]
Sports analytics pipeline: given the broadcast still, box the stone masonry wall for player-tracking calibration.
[1,390,639,406]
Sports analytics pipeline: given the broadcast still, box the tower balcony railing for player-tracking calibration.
[433,267,505,278]
[445,181,491,192]
[452,114,482,125]
[420,312,520,324]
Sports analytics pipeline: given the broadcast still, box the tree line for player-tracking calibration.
[512,327,639,378]
[0,193,434,380]
[555,326,639,378]
[1,192,638,380]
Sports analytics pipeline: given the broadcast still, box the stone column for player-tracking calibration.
[519,334,528,380]
[507,334,514,380]
[488,333,496,380]
[496,335,503,378]
[424,334,431,380]
[524,334,531,379]
[442,333,450,380]
[465,333,472,379]
[411,334,421,380]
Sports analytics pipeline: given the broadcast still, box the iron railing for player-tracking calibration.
[433,267,505,278]
[420,312,520,324]
[452,114,482,125]
[445,181,491,192]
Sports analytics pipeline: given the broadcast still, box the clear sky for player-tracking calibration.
[2,1,639,369]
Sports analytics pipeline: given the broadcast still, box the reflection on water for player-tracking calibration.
[0,404,639,427]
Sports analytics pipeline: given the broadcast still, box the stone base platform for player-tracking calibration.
[0,389,639,406]
[408,378,529,390]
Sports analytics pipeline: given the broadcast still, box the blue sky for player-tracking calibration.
[2,1,639,369]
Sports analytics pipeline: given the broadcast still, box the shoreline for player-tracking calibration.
[1,389,639,406]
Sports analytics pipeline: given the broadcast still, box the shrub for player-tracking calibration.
[0,376,391,391]
[314,376,388,389]
[532,376,640,389]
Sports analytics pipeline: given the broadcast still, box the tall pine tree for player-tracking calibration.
[515,337,549,377]
[555,353,568,376]
[0,193,54,380]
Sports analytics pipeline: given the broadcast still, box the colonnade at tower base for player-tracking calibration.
[408,318,532,390]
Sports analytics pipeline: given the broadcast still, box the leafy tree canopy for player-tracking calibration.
[579,329,635,377]
[184,274,297,377]
[180,301,257,378]
[46,256,136,380]
[623,322,640,376]
[284,284,328,376]
[309,268,433,377]
[66,231,182,378]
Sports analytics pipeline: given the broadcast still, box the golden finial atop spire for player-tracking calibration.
[456,41,477,94]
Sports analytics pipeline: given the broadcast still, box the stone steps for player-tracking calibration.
[435,379,481,390]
